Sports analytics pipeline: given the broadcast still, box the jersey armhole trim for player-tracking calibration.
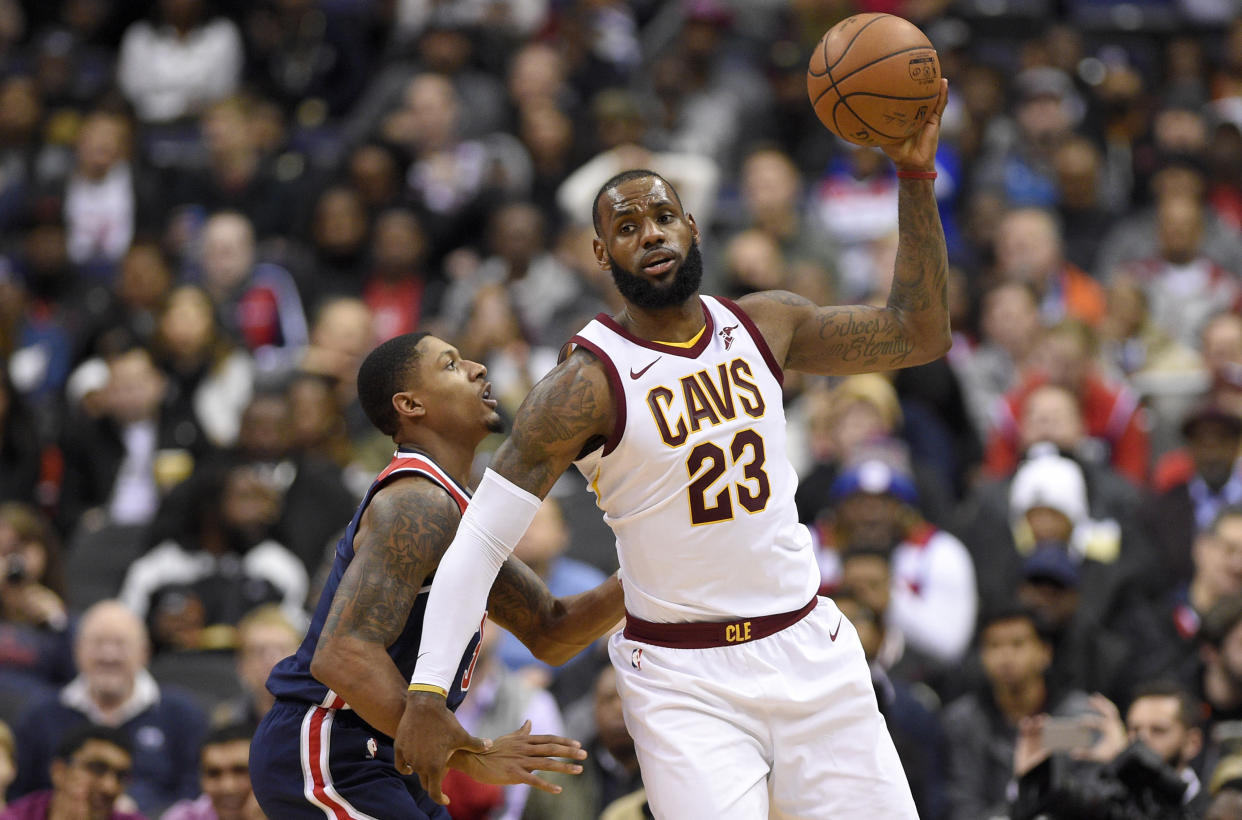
[373,465,469,514]
[716,296,785,387]
[568,335,626,456]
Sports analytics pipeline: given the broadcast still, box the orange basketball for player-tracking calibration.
[806,13,941,147]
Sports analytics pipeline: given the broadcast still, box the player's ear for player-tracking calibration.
[593,236,609,271]
[687,213,700,242]
[392,391,425,420]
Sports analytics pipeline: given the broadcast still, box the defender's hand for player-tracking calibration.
[449,720,587,795]
[394,692,491,805]
[882,78,949,172]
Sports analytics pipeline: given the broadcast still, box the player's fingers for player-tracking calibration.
[514,769,565,795]
[523,756,585,776]
[935,78,949,114]
[457,732,493,754]
[422,768,451,806]
[521,740,588,760]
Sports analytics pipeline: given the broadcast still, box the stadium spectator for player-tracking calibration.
[984,320,1150,484]
[194,211,307,377]
[1,724,145,820]
[149,285,253,449]
[10,600,206,816]
[1116,193,1242,350]
[158,723,257,820]
[209,605,300,731]
[817,447,977,665]
[1011,681,1210,818]
[118,461,306,652]
[992,207,1105,328]
[116,0,242,125]
[57,344,207,536]
[942,606,1091,819]
[1145,407,1242,593]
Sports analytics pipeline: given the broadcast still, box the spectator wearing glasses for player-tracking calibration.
[0,723,144,820]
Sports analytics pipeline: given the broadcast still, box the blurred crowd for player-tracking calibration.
[4,0,1242,817]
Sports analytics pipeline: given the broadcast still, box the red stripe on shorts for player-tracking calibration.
[307,707,353,820]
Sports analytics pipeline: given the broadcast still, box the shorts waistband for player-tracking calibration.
[623,598,818,649]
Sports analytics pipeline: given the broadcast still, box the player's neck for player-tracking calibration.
[619,299,704,344]
[396,436,476,488]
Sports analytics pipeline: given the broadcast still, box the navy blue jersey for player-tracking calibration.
[266,448,484,717]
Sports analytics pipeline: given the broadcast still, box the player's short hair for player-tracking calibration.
[54,724,132,761]
[357,332,429,437]
[592,169,679,236]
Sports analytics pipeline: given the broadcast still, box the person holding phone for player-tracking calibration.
[1012,680,1210,818]
[942,606,1092,819]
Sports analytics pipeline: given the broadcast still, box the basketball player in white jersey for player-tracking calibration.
[398,80,951,819]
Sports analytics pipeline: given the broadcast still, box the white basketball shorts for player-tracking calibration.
[608,596,918,819]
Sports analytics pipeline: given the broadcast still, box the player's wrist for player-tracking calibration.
[407,683,449,699]
[895,168,937,179]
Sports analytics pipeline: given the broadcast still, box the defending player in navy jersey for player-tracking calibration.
[249,332,624,819]
[400,83,951,819]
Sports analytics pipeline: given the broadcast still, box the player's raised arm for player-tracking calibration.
[395,348,615,803]
[738,78,951,376]
[489,557,624,666]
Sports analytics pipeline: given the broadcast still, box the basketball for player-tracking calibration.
[807,13,941,147]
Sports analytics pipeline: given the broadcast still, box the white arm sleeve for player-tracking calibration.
[411,468,542,691]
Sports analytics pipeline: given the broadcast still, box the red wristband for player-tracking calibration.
[896,169,937,180]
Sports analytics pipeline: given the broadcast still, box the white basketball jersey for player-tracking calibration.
[571,296,819,623]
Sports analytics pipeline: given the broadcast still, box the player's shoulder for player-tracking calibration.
[734,289,815,317]
[367,473,463,522]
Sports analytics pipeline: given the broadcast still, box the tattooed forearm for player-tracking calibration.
[322,484,457,645]
[489,558,624,665]
[889,178,949,319]
[814,307,915,368]
[488,558,557,644]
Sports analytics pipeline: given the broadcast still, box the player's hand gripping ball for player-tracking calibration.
[807,13,941,147]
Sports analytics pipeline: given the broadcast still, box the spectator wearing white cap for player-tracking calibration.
[954,386,1153,623]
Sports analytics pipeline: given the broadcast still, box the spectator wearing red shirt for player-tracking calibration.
[985,319,1150,485]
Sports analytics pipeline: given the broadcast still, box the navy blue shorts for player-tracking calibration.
[250,699,449,820]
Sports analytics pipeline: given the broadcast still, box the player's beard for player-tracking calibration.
[610,240,703,310]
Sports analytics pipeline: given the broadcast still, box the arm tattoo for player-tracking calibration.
[494,352,612,496]
[784,180,947,374]
[487,558,556,644]
[889,179,948,316]
[321,482,458,645]
[815,307,915,368]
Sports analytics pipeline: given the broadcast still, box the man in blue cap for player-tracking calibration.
[817,444,977,667]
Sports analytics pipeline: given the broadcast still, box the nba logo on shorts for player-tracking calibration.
[631,648,643,670]
[366,738,378,759]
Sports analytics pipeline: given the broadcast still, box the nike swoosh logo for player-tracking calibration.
[829,616,843,642]
[630,357,661,379]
